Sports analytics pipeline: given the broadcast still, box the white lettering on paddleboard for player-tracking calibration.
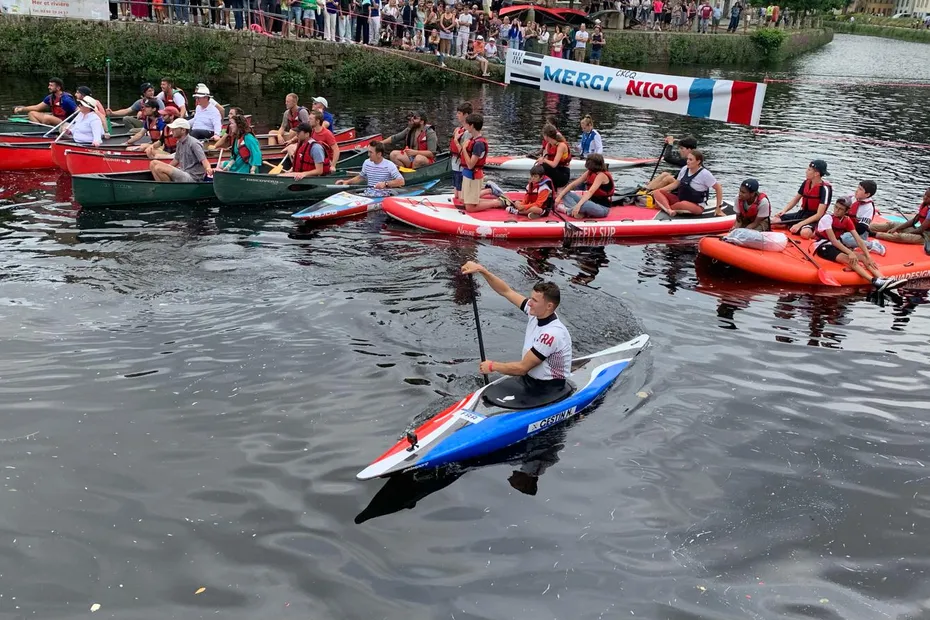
[457,410,486,424]
[575,226,617,237]
[527,406,577,433]
[456,226,509,239]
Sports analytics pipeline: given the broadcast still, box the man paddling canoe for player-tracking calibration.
[335,140,405,195]
[460,262,573,400]
[384,110,438,170]
[13,77,78,126]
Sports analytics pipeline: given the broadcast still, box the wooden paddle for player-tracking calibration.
[787,237,841,286]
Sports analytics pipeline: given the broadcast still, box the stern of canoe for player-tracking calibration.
[72,172,217,208]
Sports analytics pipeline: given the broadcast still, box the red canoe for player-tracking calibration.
[52,127,360,171]
[64,132,381,175]
[0,142,56,171]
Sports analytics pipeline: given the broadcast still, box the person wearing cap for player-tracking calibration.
[283,121,334,179]
[189,86,223,141]
[125,99,165,150]
[63,96,104,147]
[150,118,215,183]
[155,78,188,118]
[311,96,333,130]
[13,77,78,126]
[108,82,163,129]
[383,110,438,169]
[143,105,182,157]
[772,159,832,239]
[466,36,490,76]
[732,178,770,231]
[75,86,109,134]
[270,94,310,146]
[645,135,698,191]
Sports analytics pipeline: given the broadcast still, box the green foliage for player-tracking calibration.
[828,20,930,42]
[268,58,317,91]
[322,48,486,87]
[829,12,923,28]
[0,17,232,84]
[750,28,788,61]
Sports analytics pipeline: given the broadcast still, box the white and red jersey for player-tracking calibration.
[848,197,876,224]
[520,300,573,381]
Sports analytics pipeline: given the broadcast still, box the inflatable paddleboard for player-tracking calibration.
[382,192,736,239]
[358,335,649,480]
[291,180,439,222]
[699,228,930,286]
[485,155,658,172]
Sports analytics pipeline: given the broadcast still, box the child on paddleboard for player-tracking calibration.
[837,180,886,256]
[812,198,895,291]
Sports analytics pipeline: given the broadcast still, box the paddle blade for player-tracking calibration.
[399,166,415,173]
[818,268,841,287]
[269,163,284,175]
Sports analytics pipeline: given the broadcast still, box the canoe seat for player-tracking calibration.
[482,376,575,410]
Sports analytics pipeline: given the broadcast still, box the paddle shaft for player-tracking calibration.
[44,110,79,138]
[105,58,112,134]
[648,143,667,183]
[787,237,840,286]
[469,274,489,386]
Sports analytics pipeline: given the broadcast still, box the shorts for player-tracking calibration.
[589,47,602,61]
[461,176,483,205]
[452,170,463,191]
[814,241,843,262]
[167,167,197,183]
[289,5,302,20]
[779,209,816,223]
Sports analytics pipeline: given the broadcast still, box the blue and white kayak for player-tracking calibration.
[291,179,440,222]
[357,334,649,480]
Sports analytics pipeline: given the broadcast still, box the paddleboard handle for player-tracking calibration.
[405,430,418,451]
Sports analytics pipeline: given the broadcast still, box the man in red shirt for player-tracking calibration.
[308,110,340,167]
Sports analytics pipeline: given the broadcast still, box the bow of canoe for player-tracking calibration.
[0,142,55,171]
[72,171,217,208]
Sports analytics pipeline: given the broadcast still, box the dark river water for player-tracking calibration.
[2,34,930,620]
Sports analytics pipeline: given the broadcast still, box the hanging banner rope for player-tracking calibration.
[505,48,767,126]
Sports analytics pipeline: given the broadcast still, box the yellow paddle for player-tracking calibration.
[399,166,415,173]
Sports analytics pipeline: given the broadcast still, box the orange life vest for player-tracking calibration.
[287,106,307,130]
[160,123,178,153]
[545,140,571,167]
[525,175,554,208]
[145,116,162,142]
[49,92,71,120]
[585,170,614,202]
[293,138,332,174]
[800,179,831,212]
[449,126,466,158]
[737,192,768,220]
[236,137,252,163]
[462,136,488,180]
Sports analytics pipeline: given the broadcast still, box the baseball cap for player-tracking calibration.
[836,195,853,207]
[140,82,153,93]
[77,85,93,97]
[77,95,98,109]
[312,96,328,108]
[167,118,191,130]
[740,178,759,193]
[477,34,484,39]
[142,98,160,110]
[159,105,180,117]
[408,109,427,120]
[809,159,829,176]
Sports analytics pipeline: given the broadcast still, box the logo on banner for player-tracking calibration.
[626,81,679,101]
[543,67,614,92]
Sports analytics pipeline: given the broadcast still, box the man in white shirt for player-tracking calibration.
[460,261,573,399]
[67,96,104,146]
[189,86,222,141]
[456,7,473,58]
[573,23,589,61]
[335,140,405,197]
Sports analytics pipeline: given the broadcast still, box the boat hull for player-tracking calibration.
[72,171,217,208]
[0,142,55,170]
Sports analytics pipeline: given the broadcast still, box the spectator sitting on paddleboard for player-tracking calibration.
[645,134,698,191]
[651,149,723,217]
[460,261,573,401]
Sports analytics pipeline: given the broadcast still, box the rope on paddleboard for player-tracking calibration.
[752,128,930,151]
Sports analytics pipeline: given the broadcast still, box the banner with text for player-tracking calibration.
[4,0,110,20]
[505,48,766,126]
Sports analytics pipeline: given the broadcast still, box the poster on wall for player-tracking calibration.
[3,0,109,20]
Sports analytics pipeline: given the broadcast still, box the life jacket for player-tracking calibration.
[580,130,599,156]
[287,106,307,130]
[236,136,253,164]
[160,122,178,153]
[525,175,554,208]
[918,202,930,224]
[294,138,333,174]
[462,136,488,180]
[737,191,768,221]
[545,140,571,167]
[449,126,466,158]
[145,116,162,142]
[800,179,831,213]
[677,166,709,204]
[815,213,854,242]
[585,170,614,204]
[405,125,433,153]
[49,92,71,120]
[848,197,875,223]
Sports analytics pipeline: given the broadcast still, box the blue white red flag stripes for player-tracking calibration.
[505,49,766,126]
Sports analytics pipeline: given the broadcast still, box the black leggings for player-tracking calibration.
[543,164,570,189]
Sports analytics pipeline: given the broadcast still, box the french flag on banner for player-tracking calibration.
[687,79,765,126]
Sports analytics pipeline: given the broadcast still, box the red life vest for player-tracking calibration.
[800,179,831,212]
[236,137,252,163]
[449,126,466,157]
[737,192,768,220]
[525,175,554,206]
[406,125,434,153]
[287,106,307,130]
[918,202,930,223]
[463,136,488,180]
[146,116,162,142]
[545,140,571,167]
[49,92,71,120]
[293,138,332,174]
[585,170,614,201]
[815,213,854,242]
[848,198,875,222]
[160,123,178,153]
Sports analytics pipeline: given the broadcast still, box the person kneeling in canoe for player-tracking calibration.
[871,188,930,247]
[219,113,262,175]
[150,119,215,183]
[771,159,832,239]
[813,198,893,291]
[335,140,405,196]
[732,178,770,230]
[283,122,333,180]
[460,261,573,401]
[652,149,723,217]
[554,154,614,219]
[384,110,438,170]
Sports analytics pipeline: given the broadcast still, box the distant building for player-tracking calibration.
[863,0,893,13]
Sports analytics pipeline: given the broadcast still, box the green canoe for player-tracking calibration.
[72,170,217,208]
[214,155,452,206]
